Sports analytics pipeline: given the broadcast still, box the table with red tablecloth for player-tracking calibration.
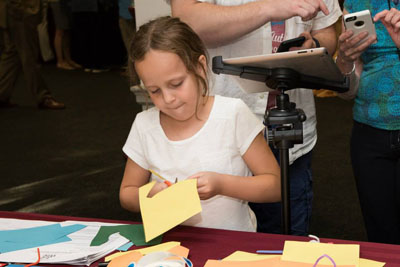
[1,211,400,266]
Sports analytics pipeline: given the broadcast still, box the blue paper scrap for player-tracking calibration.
[117,241,133,251]
[0,223,86,253]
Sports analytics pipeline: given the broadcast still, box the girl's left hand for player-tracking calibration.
[188,172,223,200]
[374,8,400,48]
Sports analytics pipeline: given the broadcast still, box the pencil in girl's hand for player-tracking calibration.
[148,169,173,186]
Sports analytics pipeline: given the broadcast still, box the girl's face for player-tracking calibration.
[135,49,206,122]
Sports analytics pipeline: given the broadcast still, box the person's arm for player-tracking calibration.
[119,158,167,212]
[338,8,400,100]
[170,0,329,48]
[188,132,281,203]
[336,10,371,75]
[311,24,338,55]
[335,9,375,100]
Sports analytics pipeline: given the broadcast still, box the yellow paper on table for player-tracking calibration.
[208,256,356,267]
[282,241,360,267]
[274,257,354,267]
[169,245,189,258]
[223,251,280,261]
[139,180,202,242]
[205,258,280,267]
[134,241,182,255]
[207,257,354,267]
[105,241,181,261]
[359,258,386,267]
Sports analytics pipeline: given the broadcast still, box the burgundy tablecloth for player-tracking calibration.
[1,211,400,266]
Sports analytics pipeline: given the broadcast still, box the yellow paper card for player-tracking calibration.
[207,257,355,267]
[134,241,182,255]
[223,251,280,261]
[105,251,133,262]
[282,241,360,267]
[105,241,181,261]
[204,258,279,267]
[139,180,202,242]
[169,245,189,258]
[359,258,386,267]
[272,257,354,267]
[277,257,354,267]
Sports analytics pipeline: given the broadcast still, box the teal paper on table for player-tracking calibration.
[117,241,134,251]
[0,223,86,253]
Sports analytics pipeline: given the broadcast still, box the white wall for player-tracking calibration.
[135,0,171,29]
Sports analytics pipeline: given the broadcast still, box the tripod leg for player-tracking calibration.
[280,147,291,235]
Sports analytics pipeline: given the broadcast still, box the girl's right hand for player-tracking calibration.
[147,181,168,197]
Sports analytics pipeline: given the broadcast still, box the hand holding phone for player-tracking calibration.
[343,10,377,46]
[277,36,306,53]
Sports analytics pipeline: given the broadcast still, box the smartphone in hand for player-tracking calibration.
[343,10,377,46]
[277,36,306,53]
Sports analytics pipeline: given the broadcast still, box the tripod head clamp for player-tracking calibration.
[265,93,306,149]
[212,56,350,93]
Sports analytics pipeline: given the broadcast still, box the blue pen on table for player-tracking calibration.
[256,250,283,254]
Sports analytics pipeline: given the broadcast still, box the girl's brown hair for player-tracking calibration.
[129,16,209,98]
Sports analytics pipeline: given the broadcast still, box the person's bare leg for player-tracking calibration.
[55,29,73,70]
[63,30,81,68]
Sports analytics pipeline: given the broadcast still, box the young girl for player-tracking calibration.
[120,16,280,232]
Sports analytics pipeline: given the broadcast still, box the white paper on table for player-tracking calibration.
[0,218,130,266]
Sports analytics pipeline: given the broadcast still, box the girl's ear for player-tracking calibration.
[198,55,206,67]
[197,55,207,76]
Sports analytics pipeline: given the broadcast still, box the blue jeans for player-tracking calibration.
[351,121,400,244]
[249,150,313,236]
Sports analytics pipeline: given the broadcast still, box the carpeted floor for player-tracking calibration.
[0,63,367,242]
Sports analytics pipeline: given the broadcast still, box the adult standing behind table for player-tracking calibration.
[336,0,400,244]
[168,0,342,236]
[49,0,82,70]
[0,0,65,109]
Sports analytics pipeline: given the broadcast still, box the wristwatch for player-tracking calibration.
[312,37,320,48]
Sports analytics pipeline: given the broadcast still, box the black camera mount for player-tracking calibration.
[212,56,349,234]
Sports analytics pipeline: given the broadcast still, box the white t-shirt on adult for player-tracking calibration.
[165,0,342,164]
[123,95,264,232]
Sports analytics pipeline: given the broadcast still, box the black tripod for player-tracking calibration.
[212,57,349,234]
[264,69,306,234]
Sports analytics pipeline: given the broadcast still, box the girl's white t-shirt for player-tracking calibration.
[123,95,265,232]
